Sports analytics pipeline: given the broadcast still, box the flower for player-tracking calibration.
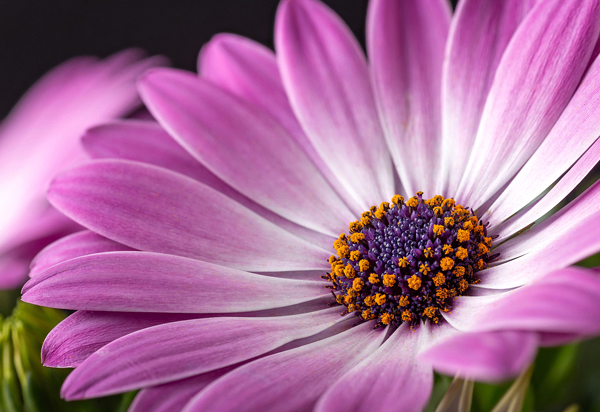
[0,50,164,289]
[21,0,600,411]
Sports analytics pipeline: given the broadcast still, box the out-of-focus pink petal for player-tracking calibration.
[138,68,353,236]
[47,160,330,271]
[83,120,334,249]
[315,323,433,412]
[440,0,536,195]
[182,321,385,412]
[22,251,328,313]
[492,137,600,242]
[275,0,393,208]
[61,308,342,399]
[199,34,361,213]
[43,311,201,368]
[448,267,600,336]
[421,330,538,382]
[367,0,450,195]
[457,0,600,207]
[30,230,133,278]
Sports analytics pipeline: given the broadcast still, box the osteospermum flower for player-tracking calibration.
[21,0,600,411]
[0,50,164,289]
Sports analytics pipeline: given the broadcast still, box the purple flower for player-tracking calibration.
[0,50,164,289]
[21,0,600,411]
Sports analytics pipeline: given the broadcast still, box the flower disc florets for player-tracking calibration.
[326,192,494,328]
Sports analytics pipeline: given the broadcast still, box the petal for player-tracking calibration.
[367,0,450,195]
[62,308,342,399]
[457,0,600,207]
[42,311,200,368]
[83,119,335,249]
[315,323,433,412]
[182,321,385,412]
[30,230,132,278]
[421,330,538,383]
[440,0,536,195]
[199,34,361,213]
[492,137,600,241]
[447,267,600,336]
[485,52,600,227]
[275,0,393,208]
[47,159,330,271]
[139,68,354,236]
[130,370,232,412]
[22,251,329,313]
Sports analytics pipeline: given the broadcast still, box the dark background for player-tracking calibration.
[0,0,459,120]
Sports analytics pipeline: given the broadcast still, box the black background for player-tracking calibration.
[0,0,457,119]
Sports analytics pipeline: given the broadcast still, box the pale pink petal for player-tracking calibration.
[275,0,393,208]
[457,0,600,207]
[182,321,385,412]
[22,251,329,313]
[315,323,433,412]
[367,0,450,195]
[440,0,536,195]
[139,68,354,236]
[47,160,330,271]
[421,330,538,382]
[61,308,342,399]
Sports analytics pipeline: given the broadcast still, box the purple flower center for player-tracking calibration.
[325,192,494,328]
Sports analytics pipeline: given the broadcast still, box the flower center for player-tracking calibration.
[325,192,494,328]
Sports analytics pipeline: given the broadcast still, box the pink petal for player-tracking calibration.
[83,119,335,249]
[421,330,538,382]
[30,230,132,278]
[440,0,536,195]
[199,34,361,213]
[457,0,600,207]
[485,52,600,227]
[315,323,433,412]
[22,251,329,313]
[43,311,200,368]
[367,0,450,195]
[183,321,385,412]
[139,68,354,236]
[47,159,330,271]
[275,0,393,208]
[61,308,342,399]
[448,267,600,337]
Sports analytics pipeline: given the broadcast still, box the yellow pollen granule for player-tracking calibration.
[380,313,394,325]
[463,221,474,231]
[368,273,380,284]
[459,279,469,292]
[375,293,387,305]
[419,263,430,275]
[358,259,370,271]
[440,257,455,271]
[398,296,410,307]
[455,247,468,260]
[348,304,358,312]
[408,275,422,290]
[433,206,443,216]
[347,288,358,298]
[474,225,485,236]
[477,242,490,255]
[352,278,364,291]
[337,245,349,259]
[398,257,408,268]
[335,294,344,304]
[349,221,362,232]
[448,288,457,297]
[328,255,338,264]
[332,265,344,278]
[484,236,493,247]
[433,225,445,236]
[343,295,354,305]
[443,245,453,255]
[433,273,446,287]
[350,233,365,243]
[423,247,433,258]
[374,208,385,219]
[423,307,436,318]
[362,309,376,320]
[333,239,344,250]
[360,215,371,226]
[442,199,455,209]
[457,229,470,243]
[391,195,404,205]
[436,288,448,300]
[344,264,356,278]
[476,259,487,270]
[383,274,396,287]
[406,197,419,208]
[444,217,455,227]
[380,202,390,211]
[349,250,361,261]
[364,295,375,306]
[401,310,412,322]
[453,266,466,277]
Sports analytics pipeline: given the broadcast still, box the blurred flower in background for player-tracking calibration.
[20,0,600,411]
